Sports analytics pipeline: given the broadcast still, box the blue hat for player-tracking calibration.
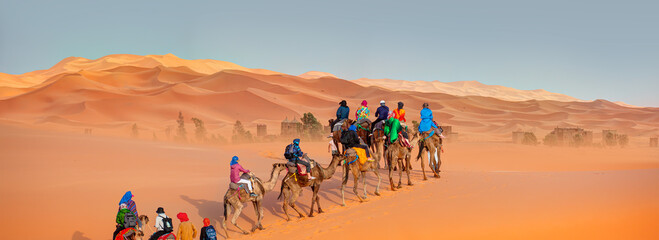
[349,125,357,131]
[293,139,300,145]
[230,156,239,165]
[119,191,132,205]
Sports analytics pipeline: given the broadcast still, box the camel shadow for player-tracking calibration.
[180,195,223,224]
[72,231,91,240]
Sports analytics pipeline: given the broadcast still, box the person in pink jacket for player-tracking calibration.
[230,156,257,197]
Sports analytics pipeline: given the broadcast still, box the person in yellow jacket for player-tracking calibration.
[176,212,197,240]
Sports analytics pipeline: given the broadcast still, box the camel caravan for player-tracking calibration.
[113,100,446,240]
[222,100,446,237]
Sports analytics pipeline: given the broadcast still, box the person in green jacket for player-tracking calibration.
[384,113,402,144]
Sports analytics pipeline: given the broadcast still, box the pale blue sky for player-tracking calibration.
[1,0,657,106]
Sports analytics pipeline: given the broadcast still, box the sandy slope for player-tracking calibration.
[351,78,584,103]
[1,124,658,240]
[0,55,657,142]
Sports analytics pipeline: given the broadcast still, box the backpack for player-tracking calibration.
[205,225,217,240]
[162,216,174,233]
[116,208,131,225]
[123,211,137,228]
[284,144,295,159]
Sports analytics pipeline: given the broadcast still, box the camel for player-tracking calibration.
[354,120,372,149]
[329,118,354,157]
[340,149,382,206]
[371,127,385,169]
[384,134,417,190]
[221,163,287,237]
[278,153,344,220]
[416,130,443,180]
[136,215,150,240]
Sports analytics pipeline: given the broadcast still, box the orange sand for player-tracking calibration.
[1,124,657,240]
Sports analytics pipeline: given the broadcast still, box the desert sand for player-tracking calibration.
[1,124,658,240]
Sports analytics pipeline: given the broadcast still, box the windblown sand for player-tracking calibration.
[1,124,657,240]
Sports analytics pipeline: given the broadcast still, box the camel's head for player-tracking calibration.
[330,153,346,165]
[272,163,288,172]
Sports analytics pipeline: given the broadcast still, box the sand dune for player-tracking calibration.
[351,78,585,102]
[298,71,339,79]
[0,54,658,142]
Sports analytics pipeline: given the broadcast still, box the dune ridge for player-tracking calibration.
[0,55,658,141]
[351,78,585,103]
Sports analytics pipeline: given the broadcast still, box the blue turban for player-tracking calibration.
[230,156,239,165]
[119,191,132,205]
[293,139,300,145]
[349,125,357,131]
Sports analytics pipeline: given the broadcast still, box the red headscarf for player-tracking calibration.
[203,218,211,227]
[361,100,368,107]
[177,212,189,222]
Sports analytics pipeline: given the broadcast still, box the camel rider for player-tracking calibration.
[331,100,350,132]
[285,139,315,179]
[371,100,389,132]
[336,100,350,121]
[148,207,170,240]
[230,156,258,197]
[341,125,372,158]
[384,112,412,148]
[113,191,142,240]
[354,100,370,124]
[393,101,406,123]
[418,103,442,135]
[394,101,409,134]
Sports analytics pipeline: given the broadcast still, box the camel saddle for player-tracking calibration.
[345,147,371,166]
[229,173,252,190]
[286,160,315,176]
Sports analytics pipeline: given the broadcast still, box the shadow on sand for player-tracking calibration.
[72,231,91,240]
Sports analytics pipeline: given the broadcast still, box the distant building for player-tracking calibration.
[440,125,457,142]
[281,117,302,138]
[257,124,267,137]
[650,137,658,147]
[602,130,618,141]
[512,131,526,144]
[547,127,593,146]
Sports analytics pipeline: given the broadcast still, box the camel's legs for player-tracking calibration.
[420,146,428,180]
[436,148,442,176]
[308,185,320,217]
[352,168,365,202]
[341,164,349,206]
[251,201,260,232]
[388,155,396,191]
[397,159,403,188]
[222,204,230,238]
[281,187,291,221]
[231,202,249,234]
[288,188,306,218]
[427,145,439,177]
[406,154,413,185]
[374,165,382,196]
[314,184,324,214]
[362,171,369,199]
[257,201,265,230]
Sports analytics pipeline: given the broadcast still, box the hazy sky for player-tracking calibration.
[1,0,657,106]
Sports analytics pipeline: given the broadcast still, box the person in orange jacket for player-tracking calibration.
[176,212,197,240]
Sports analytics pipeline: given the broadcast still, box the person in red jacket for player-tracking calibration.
[230,156,257,197]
